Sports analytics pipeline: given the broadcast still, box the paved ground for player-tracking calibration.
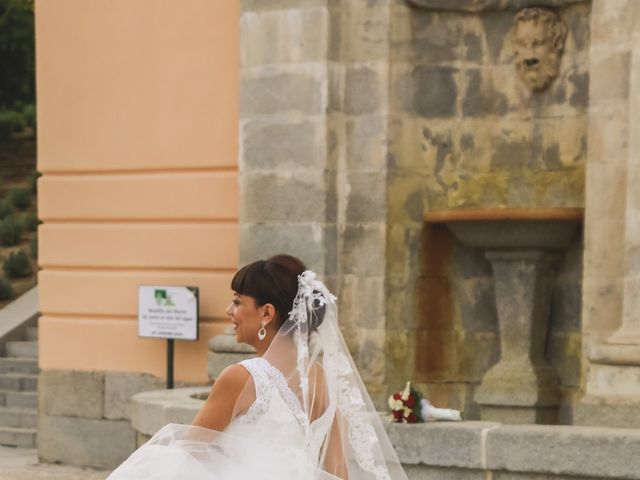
[0,447,110,480]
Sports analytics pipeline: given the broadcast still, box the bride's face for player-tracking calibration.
[227,293,262,346]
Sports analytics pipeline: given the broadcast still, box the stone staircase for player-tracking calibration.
[0,325,38,448]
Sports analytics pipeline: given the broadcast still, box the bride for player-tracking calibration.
[108,254,408,479]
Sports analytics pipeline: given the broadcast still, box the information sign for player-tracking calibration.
[138,286,199,341]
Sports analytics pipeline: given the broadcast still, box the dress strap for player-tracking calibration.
[236,358,272,424]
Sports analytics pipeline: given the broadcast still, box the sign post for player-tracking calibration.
[138,286,199,389]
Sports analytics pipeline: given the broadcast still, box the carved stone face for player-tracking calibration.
[514,8,567,91]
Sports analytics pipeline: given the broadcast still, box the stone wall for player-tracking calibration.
[238,0,590,412]
[577,0,640,428]
[38,370,171,469]
[384,0,589,416]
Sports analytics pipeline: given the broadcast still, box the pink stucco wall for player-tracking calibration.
[35,0,240,383]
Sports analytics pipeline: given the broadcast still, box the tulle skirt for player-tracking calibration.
[107,424,341,480]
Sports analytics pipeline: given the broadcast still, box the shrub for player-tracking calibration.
[3,250,32,278]
[22,104,36,130]
[0,198,15,219]
[24,212,39,231]
[30,237,37,259]
[0,215,24,246]
[29,171,41,195]
[10,188,31,210]
[0,110,25,141]
[0,276,13,301]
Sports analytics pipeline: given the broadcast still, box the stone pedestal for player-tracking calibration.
[445,217,579,424]
[207,327,256,381]
[475,250,561,424]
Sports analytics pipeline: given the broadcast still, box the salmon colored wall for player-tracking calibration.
[35,0,240,383]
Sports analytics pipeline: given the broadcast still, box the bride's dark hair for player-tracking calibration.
[231,254,326,331]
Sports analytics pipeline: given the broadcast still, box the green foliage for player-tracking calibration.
[0,1,35,110]
[29,170,40,194]
[21,102,35,129]
[29,236,36,259]
[0,197,15,218]
[24,211,38,231]
[10,187,30,209]
[0,214,23,245]
[0,275,12,300]
[0,109,24,141]
[2,249,31,278]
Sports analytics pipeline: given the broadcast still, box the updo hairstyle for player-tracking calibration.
[230,254,326,333]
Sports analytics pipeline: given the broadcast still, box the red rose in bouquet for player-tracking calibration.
[387,381,423,424]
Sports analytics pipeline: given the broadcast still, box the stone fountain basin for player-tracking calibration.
[446,219,580,249]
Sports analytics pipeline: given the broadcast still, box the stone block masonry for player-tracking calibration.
[38,369,169,469]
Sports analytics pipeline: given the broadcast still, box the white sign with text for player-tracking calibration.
[138,286,199,340]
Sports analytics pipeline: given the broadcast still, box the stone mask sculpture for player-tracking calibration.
[513,8,567,91]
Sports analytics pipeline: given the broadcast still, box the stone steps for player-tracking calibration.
[0,322,38,448]
[0,357,39,374]
[25,326,38,341]
[0,406,37,428]
[5,340,38,358]
[0,426,37,448]
[0,372,38,391]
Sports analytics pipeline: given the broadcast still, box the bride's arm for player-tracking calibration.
[191,364,249,431]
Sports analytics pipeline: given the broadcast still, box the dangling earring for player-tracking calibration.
[258,320,267,341]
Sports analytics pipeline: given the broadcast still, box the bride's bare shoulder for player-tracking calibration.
[214,363,251,392]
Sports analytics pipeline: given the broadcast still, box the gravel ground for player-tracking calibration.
[0,447,110,480]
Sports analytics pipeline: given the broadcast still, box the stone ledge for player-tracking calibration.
[405,0,587,11]
[486,424,640,479]
[131,387,209,436]
[386,421,499,469]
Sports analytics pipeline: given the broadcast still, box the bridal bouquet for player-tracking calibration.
[388,382,462,423]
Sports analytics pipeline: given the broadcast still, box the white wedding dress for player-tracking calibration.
[108,271,407,480]
[107,357,339,480]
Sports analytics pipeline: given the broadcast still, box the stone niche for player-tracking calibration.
[392,0,589,423]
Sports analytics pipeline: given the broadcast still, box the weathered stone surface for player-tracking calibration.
[391,9,463,64]
[546,332,581,388]
[240,223,338,275]
[341,224,386,276]
[104,371,165,421]
[38,414,136,469]
[344,64,386,115]
[406,0,587,11]
[345,115,388,171]
[131,387,207,436]
[462,68,510,117]
[342,4,390,62]
[40,370,104,419]
[345,170,387,222]
[354,328,387,386]
[455,277,498,333]
[586,363,640,397]
[394,66,458,117]
[574,398,640,429]
[240,66,325,116]
[208,351,255,380]
[240,171,328,223]
[387,171,427,223]
[241,118,325,171]
[240,9,328,66]
[386,421,498,468]
[405,465,484,480]
[339,275,385,329]
[486,424,640,478]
